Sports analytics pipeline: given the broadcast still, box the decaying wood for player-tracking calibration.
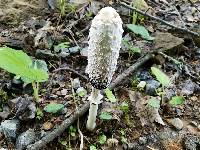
[27,53,153,150]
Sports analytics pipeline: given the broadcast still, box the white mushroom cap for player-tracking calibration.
[86,7,123,89]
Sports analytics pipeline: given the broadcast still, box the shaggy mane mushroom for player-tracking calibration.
[86,7,123,131]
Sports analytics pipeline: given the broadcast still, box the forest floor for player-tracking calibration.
[0,0,200,150]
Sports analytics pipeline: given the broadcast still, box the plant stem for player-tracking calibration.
[32,82,39,102]
[86,87,103,131]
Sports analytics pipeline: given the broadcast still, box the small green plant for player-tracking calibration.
[59,0,67,17]
[127,24,154,40]
[99,111,112,120]
[36,108,44,120]
[90,145,97,150]
[151,67,170,102]
[0,47,48,102]
[44,103,64,114]
[105,88,117,102]
[68,125,77,137]
[169,96,185,106]
[98,134,107,145]
[120,102,131,125]
[120,129,127,144]
[148,97,160,108]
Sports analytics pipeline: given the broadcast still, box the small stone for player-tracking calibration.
[138,136,147,145]
[76,87,87,97]
[72,78,81,89]
[1,119,20,140]
[60,89,68,96]
[68,46,80,53]
[171,118,183,130]
[0,106,11,119]
[16,129,36,149]
[42,122,54,131]
[145,80,161,95]
[137,81,146,90]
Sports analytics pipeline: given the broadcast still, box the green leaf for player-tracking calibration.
[151,67,170,86]
[169,96,185,106]
[99,112,112,120]
[54,42,70,49]
[98,134,107,145]
[0,47,48,83]
[120,102,129,112]
[148,98,160,108]
[105,88,117,102]
[90,145,97,150]
[127,24,154,40]
[0,47,32,75]
[44,103,64,114]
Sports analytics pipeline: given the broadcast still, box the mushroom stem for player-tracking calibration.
[86,87,103,131]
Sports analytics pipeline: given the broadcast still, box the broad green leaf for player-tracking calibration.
[0,47,48,83]
[99,112,112,120]
[169,96,185,106]
[44,103,64,114]
[98,134,107,145]
[90,145,97,150]
[148,98,160,108]
[127,24,154,40]
[0,47,32,75]
[151,67,170,86]
[105,88,117,102]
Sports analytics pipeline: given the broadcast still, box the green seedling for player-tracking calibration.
[127,24,154,40]
[105,88,117,103]
[99,111,112,120]
[120,129,127,144]
[59,0,67,17]
[151,67,170,103]
[68,125,77,137]
[0,47,48,102]
[98,134,107,145]
[120,102,131,125]
[36,108,44,120]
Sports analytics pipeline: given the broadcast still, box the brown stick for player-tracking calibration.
[27,53,153,150]
[119,1,200,37]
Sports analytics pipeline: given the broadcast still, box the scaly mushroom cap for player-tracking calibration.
[86,7,123,89]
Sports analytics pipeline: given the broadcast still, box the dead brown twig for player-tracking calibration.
[119,0,200,37]
[26,53,153,150]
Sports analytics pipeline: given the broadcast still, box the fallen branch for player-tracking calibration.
[119,1,200,37]
[27,53,153,150]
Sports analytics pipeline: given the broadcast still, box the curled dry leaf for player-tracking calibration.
[128,90,165,126]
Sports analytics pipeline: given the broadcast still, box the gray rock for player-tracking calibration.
[0,106,11,119]
[145,80,161,95]
[16,129,36,150]
[72,78,81,89]
[181,79,196,96]
[8,96,36,121]
[138,136,147,145]
[1,119,20,140]
[68,46,80,54]
[171,118,183,130]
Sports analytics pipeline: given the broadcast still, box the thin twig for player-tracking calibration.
[77,118,84,150]
[119,1,200,37]
[27,53,153,150]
